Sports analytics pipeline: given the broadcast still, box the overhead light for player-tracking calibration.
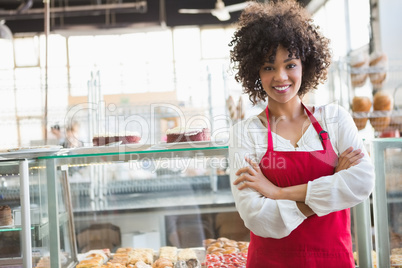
[0,20,13,41]
[0,20,13,69]
[211,9,231,21]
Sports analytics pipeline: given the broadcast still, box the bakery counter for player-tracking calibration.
[33,145,249,254]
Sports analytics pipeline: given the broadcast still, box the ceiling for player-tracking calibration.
[0,0,315,35]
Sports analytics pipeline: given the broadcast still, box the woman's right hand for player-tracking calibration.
[335,147,364,173]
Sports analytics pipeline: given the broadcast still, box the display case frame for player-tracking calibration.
[371,138,402,268]
[0,153,79,268]
[0,158,32,268]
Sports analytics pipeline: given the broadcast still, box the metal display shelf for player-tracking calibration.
[38,145,229,166]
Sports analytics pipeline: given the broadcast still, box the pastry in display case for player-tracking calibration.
[0,205,13,226]
[73,237,249,267]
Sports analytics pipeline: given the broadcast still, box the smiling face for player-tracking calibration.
[259,45,303,106]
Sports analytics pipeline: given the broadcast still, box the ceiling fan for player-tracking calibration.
[178,0,249,21]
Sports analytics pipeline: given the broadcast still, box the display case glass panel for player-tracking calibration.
[372,138,402,268]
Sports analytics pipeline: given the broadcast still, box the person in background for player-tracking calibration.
[50,124,65,146]
[228,1,375,267]
[63,121,83,148]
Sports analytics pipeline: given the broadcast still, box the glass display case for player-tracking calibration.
[371,138,402,268]
[0,142,380,267]
[0,154,77,268]
[38,144,250,254]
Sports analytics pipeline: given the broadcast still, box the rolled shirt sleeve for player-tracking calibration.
[304,104,375,216]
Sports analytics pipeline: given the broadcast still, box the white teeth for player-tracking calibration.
[274,86,289,91]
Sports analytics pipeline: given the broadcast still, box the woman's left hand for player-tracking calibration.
[234,157,281,199]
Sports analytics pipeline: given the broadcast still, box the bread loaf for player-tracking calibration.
[370,91,393,132]
[369,51,388,89]
[350,53,369,88]
[373,90,393,111]
[352,96,372,130]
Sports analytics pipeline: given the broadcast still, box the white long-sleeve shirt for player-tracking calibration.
[229,103,375,239]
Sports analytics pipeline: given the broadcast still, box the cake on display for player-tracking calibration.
[93,132,141,146]
[166,127,210,143]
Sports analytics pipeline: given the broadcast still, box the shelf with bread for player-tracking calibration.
[351,90,402,137]
[349,51,388,90]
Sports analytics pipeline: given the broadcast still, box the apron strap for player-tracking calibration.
[265,103,329,151]
[265,107,274,151]
[301,103,329,146]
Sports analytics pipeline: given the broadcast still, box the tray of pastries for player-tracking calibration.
[72,237,250,268]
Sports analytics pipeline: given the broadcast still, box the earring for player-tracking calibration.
[254,78,263,91]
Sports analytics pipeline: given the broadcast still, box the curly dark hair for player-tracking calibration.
[229,0,331,105]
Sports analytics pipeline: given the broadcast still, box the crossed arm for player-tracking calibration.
[233,147,364,217]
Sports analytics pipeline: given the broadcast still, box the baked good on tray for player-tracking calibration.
[101,262,126,268]
[175,248,200,268]
[0,205,13,226]
[204,237,249,255]
[369,51,388,89]
[128,248,154,265]
[127,260,151,268]
[352,96,372,130]
[158,246,177,263]
[152,257,173,268]
[93,132,141,146]
[350,52,369,88]
[166,127,210,143]
[370,90,393,132]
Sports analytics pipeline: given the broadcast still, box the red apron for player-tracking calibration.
[247,104,354,268]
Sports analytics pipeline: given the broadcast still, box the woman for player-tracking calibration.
[228,1,375,267]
